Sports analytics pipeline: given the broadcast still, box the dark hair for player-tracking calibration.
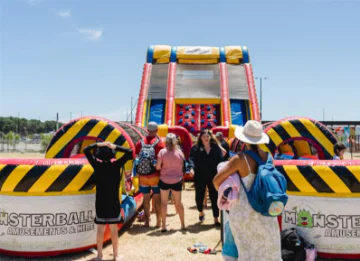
[250,144,261,158]
[334,143,346,156]
[196,129,220,147]
[95,146,115,161]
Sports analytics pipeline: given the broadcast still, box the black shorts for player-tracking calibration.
[158,180,182,191]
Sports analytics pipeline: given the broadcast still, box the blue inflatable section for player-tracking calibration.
[230,100,247,126]
[121,195,137,222]
[148,99,165,124]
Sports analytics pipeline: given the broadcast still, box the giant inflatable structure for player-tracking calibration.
[1,45,360,259]
[135,45,360,259]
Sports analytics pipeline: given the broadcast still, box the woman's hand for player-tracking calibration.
[107,143,116,150]
[97,142,110,147]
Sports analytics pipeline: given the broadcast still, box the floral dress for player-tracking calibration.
[228,155,282,261]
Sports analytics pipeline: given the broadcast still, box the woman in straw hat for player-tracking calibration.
[213,120,282,261]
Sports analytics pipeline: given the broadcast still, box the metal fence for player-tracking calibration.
[0,139,42,153]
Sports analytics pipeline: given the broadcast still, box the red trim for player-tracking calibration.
[276,136,325,159]
[165,63,176,126]
[0,194,143,257]
[211,126,229,138]
[274,159,360,167]
[135,63,152,126]
[219,63,230,127]
[63,137,103,159]
[244,64,260,121]
[317,252,360,259]
[168,126,192,158]
[0,158,89,165]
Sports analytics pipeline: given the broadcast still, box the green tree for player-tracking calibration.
[14,134,20,150]
[40,134,52,152]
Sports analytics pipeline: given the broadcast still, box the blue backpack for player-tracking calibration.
[239,150,288,217]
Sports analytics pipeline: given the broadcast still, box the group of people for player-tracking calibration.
[85,120,349,261]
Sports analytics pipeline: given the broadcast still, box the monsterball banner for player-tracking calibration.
[0,194,96,252]
[282,195,360,254]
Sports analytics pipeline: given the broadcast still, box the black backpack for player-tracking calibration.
[281,228,306,261]
[136,138,160,175]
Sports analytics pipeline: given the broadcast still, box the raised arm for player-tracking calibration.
[110,144,133,167]
[213,156,240,190]
[84,143,99,167]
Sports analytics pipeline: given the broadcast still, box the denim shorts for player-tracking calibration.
[139,185,160,194]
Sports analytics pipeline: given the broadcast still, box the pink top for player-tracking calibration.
[158,148,184,184]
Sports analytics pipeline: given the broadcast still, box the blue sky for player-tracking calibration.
[1,0,359,124]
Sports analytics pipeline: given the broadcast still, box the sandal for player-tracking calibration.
[161,228,167,233]
[215,221,221,227]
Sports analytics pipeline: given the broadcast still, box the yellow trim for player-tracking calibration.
[259,144,272,153]
[175,98,221,104]
[105,129,121,143]
[28,165,68,192]
[155,57,170,63]
[228,125,236,139]
[88,120,108,137]
[0,190,96,196]
[287,191,360,198]
[280,121,301,137]
[267,128,283,146]
[283,165,317,193]
[153,45,171,59]
[0,164,6,172]
[346,166,360,182]
[312,166,351,193]
[157,124,169,138]
[299,119,335,156]
[178,59,218,64]
[63,165,94,192]
[146,99,151,126]
[225,46,242,64]
[172,102,176,126]
[46,118,91,158]
[221,101,224,125]
[142,100,147,126]
[2,165,34,192]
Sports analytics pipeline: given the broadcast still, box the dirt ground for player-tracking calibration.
[1,152,359,261]
[0,183,223,261]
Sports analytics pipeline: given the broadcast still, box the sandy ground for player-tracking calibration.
[0,153,44,158]
[1,152,359,261]
[0,183,223,261]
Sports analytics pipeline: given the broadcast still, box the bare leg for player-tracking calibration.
[203,188,208,207]
[160,189,170,231]
[153,193,162,228]
[151,197,156,213]
[109,224,123,260]
[96,224,106,260]
[143,193,151,227]
[172,190,185,229]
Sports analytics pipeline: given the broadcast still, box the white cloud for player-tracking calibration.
[56,11,71,18]
[77,28,103,40]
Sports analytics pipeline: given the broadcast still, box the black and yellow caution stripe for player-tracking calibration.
[45,117,130,159]
[0,161,95,196]
[276,161,360,197]
[260,118,337,159]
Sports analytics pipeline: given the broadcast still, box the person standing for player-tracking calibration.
[213,121,282,261]
[84,141,133,261]
[135,122,165,227]
[216,132,230,161]
[188,129,225,226]
[156,133,185,232]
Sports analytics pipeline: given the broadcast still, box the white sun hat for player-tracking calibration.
[234,120,270,145]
